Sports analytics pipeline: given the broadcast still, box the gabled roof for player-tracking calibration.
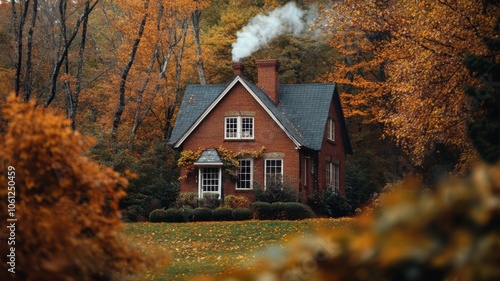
[169,76,352,154]
[194,149,223,166]
[279,84,353,154]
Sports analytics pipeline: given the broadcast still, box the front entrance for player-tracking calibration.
[198,167,222,198]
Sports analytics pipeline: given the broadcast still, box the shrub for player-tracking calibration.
[173,192,199,209]
[193,207,213,221]
[199,193,221,209]
[324,190,352,218]
[272,202,315,220]
[164,208,179,222]
[0,96,149,280]
[177,208,194,222]
[252,202,274,220]
[212,207,233,221]
[223,194,251,209]
[232,208,253,221]
[253,179,299,203]
[307,192,330,217]
[149,209,168,222]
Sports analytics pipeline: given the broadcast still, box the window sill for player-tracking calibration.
[235,188,254,192]
[327,139,336,145]
[224,139,255,142]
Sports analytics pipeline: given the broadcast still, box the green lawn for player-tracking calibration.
[123,218,354,280]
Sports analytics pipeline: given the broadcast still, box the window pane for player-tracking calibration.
[241,117,253,138]
[201,167,219,192]
[225,117,238,138]
[265,159,283,186]
[328,118,335,141]
[238,160,252,189]
[326,161,331,186]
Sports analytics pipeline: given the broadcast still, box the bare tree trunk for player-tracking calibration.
[191,10,206,85]
[111,0,150,139]
[68,1,91,130]
[45,0,100,107]
[23,0,38,101]
[162,21,188,141]
[11,0,30,97]
[129,47,159,140]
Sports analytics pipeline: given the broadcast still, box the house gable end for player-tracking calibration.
[172,76,304,148]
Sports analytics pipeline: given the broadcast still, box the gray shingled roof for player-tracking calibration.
[169,84,226,146]
[279,84,335,151]
[169,77,352,153]
[194,148,223,166]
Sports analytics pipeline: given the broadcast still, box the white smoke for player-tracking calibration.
[231,2,317,62]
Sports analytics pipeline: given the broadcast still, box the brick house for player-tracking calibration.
[169,59,352,200]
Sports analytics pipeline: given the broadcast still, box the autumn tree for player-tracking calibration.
[320,0,500,166]
[0,95,162,280]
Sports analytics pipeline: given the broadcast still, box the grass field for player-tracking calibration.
[123,218,354,280]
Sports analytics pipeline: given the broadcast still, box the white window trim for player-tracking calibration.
[198,167,222,198]
[327,117,335,141]
[326,160,340,192]
[225,116,254,140]
[264,159,283,188]
[236,159,253,190]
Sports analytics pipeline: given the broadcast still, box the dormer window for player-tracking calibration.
[225,116,254,140]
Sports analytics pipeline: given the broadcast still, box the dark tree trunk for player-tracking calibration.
[11,0,30,97]
[23,0,38,101]
[111,0,150,140]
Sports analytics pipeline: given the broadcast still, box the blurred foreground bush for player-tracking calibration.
[200,163,500,281]
[0,96,157,280]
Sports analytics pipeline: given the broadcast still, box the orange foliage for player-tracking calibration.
[319,0,499,164]
[0,95,156,280]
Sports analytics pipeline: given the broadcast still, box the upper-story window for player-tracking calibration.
[327,117,335,141]
[225,116,254,139]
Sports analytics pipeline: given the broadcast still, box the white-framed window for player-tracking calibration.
[327,117,335,141]
[237,159,253,189]
[225,116,254,139]
[199,167,221,197]
[326,156,340,192]
[303,157,308,186]
[265,159,283,187]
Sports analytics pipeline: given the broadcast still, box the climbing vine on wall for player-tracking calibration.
[178,146,266,180]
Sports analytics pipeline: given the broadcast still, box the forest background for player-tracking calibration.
[0,0,498,222]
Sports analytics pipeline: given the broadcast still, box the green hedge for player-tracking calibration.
[252,202,314,220]
[232,208,252,221]
[273,202,315,220]
[176,208,194,222]
[212,207,233,221]
[165,208,179,222]
[193,207,213,221]
[149,209,168,222]
[252,202,274,220]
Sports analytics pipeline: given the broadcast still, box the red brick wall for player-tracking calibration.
[317,99,347,193]
[180,82,300,199]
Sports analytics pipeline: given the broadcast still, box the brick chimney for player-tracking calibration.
[256,59,280,104]
[232,62,245,76]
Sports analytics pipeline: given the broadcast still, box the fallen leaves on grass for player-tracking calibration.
[124,219,354,280]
